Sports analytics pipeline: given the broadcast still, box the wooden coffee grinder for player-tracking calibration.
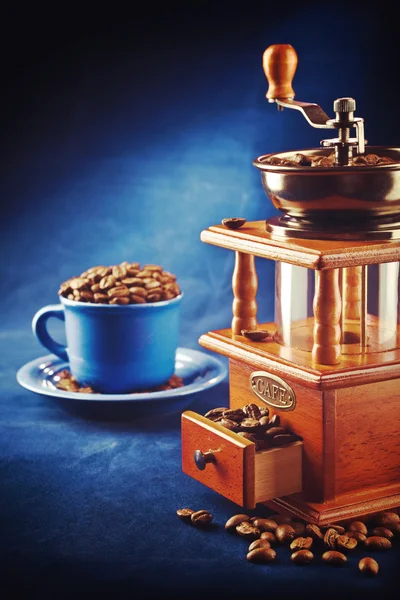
[181,44,400,524]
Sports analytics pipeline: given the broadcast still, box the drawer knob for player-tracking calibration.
[194,450,216,471]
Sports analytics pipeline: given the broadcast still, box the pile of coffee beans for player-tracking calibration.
[265,152,397,168]
[58,261,181,304]
[204,403,302,451]
[55,369,184,394]
[176,507,399,578]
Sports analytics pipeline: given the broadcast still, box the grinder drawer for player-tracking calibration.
[181,410,303,509]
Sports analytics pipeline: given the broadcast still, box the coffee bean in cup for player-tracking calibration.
[58,261,181,304]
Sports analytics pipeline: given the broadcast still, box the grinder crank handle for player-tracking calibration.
[263,44,333,129]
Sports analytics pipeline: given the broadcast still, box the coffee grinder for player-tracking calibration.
[181,44,400,524]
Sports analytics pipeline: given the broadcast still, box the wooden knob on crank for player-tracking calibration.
[263,44,298,101]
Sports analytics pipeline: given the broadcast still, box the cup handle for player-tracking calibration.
[32,304,68,362]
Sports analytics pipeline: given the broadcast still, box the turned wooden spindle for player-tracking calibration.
[262,44,298,101]
[232,252,258,335]
[312,269,342,365]
[343,267,362,320]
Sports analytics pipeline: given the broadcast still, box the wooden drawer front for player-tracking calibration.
[182,410,303,509]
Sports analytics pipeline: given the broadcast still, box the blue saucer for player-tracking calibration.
[16,347,227,420]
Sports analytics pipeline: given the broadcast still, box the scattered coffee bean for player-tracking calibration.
[372,511,399,527]
[55,368,184,394]
[290,549,314,564]
[275,524,296,544]
[260,531,277,545]
[345,531,367,544]
[190,510,213,527]
[335,535,358,552]
[347,521,368,535]
[222,217,247,230]
[248,538,271,552]
[364,536,392,550]
[370,527,394,540]
[305,524,324,541]
[358,557,379,577]
[250,518,278,532]
[269,512,292,524]
[321,524,346,535]
[176,508,195,522]
[291,522,306,536]
[322,550,347,566]
[225,514,251,532]
[59,261,181,304]
[236,521,260,541]
[324,528,340,549]
[241,329,273,342]
[289,537,313,551]
[246,547,276,563]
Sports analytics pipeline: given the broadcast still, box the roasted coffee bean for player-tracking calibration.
[358,557,379,577]
[236,521,260,541]
[322,550,347,565]
[386,522,400,534]
[290,537,313,551]
[267,414,280,428]
[239,418,261,433]
[373,511,399,527]
[190,510,213,527]
[242,403,262,420]
[270,513,292,524]
[259,407,269,418]
[275,524,296,544]
[246,547,276,563]
[321,524,346,535]
[335,535,358,552]
[248,538,271,552]
[219,417,240,431]
[345,531,367,544]
[110,297,130,305]
[324,528,340,549]
[305,524,324,540]
[176,508,195,522]
[59,262,181,304]
[265,151,397,168]
[291,522,306,536]
[364,536,392,550]
[222,408,246,422]
[264,426,286,438]
[237,432,264,450]
[222,217,247,230]
[241,329,273,342]
[290,549,314,564]
[204,407,227,421]
[225,514,251,531]
[258,416,270,430]
[370,527,394,539]
[271,433,299,446]
[348,520,368,535]
[260,531,277,545]
[251,518,278,532]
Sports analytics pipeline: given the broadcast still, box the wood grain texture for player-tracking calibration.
[263,44,297,100]
[254,441,303,503]
[322,390,337,501]
[199,327,400,389]
[181,410,256,508]
[265,483,400,525]
[335,379,400,494]
[312,269,342,365]
[231,251,258,334]
[200,221,400,270]
[229,359,324,502]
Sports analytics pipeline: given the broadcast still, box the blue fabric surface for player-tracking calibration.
[1,2,400,598]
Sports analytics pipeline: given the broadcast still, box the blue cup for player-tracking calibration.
[32,294,183,394]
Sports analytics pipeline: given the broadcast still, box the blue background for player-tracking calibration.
[1,1,399,598]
